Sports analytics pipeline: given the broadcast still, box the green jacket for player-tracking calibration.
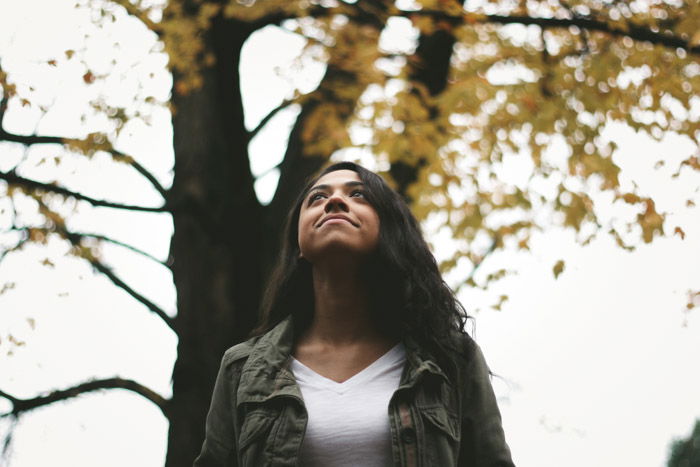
[194,317,514,467]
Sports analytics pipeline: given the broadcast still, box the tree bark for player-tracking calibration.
[165,14,261,467]
[165,7,387,465]
[391,26,457,199]
[262,65,379,274]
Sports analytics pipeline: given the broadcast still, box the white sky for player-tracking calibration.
[0,1,699,466]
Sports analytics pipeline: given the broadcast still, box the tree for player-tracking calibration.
[668,420,700,467]
[0,0,698,465]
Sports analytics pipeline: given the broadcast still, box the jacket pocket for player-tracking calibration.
[418,405,461,466]
[420,406,460,442]
[238,408,277,461]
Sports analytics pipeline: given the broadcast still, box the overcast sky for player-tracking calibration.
[0,1,699,466]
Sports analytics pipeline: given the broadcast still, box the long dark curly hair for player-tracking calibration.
[253,161,469,368]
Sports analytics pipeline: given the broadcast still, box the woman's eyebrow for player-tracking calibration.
[308,181,364,192]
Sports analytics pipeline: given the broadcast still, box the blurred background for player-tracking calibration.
[0,0,699,466]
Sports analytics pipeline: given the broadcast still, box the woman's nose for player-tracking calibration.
[324,193,349,212]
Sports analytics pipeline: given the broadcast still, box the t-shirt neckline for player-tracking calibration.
[290,342,406,394]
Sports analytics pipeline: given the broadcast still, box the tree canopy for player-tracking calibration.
[0,0,699,465]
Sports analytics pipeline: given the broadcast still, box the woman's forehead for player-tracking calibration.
[314,169,361,187]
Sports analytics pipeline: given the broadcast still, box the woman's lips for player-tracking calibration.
[323,218,352,225]
[318,215,357,227]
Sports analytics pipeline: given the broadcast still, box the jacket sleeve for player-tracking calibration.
[194,353,239,467]
[459,341,515,467]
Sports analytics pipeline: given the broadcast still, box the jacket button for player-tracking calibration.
[400,427,416,444]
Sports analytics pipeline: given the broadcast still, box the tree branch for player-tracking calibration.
[249,99,297,140]
[408,10,700,55]
[0,91,8,131]
[0,169,168,212]
[65,234,176,332]
[120,155,168,199]
[0,235,30,266]
[0,131,63,146]
[4,226,169,268]
[465,236,499,285]
[80,232,170,268]
[87,258,175,330]
[0,221,175,331]
[107,0,162,36]
[0,59,10,125]
[253,5,330,29]
[0,378,169,418]
[0,130,168,197]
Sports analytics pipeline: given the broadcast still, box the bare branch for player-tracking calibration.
[4,226,168,268]
[249,99,297,140]
[0,131,63,146]
[0,378,169,418]
[490,14,698,54]
[0,235,30,266]
[254,161,284,181]
[0,169,168,213]
[115,152,168,198]
[1,414,18,463]
[0,221,175,330]
[81,254,176,331]
[53,219,175,330]
[0,91,8,131]
[253,5,330,28]
[0,100,7,132]
[0,130,168,197]
[465,236,499,285]
[406,10,700,55]
[80,232,169,268]
[108,0,162,36]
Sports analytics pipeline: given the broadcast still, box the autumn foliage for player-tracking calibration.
[0,0,699,465]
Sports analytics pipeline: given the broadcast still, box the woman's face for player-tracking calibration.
[297,169,380,264]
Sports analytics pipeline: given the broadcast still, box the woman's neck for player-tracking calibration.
[302,263,380,346]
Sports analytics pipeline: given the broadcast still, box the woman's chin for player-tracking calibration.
[304,242,374,266]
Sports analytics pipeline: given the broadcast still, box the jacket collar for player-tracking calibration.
[237,316,300,407]
[401,334,450,387]
[236,316,449,407]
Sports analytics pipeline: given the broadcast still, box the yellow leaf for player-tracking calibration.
[553,260,565,279]
[83,71,95,84]
[0,282,16,295]
[691,31,700,47]
[621,193,641,204]
[493,294,509,311]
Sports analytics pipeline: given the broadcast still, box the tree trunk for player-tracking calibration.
[164,9,386,466]
[262,63,373,274]
[391,29,456,198]
[261,99,326,275]
[165,15,261,467]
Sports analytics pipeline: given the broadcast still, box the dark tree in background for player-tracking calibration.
[1,1,699,466]
[668,420,700,467]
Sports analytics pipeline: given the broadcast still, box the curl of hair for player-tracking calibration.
[254,162,469,371]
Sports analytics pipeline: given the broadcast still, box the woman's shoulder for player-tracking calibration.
[444,330,479,360]
[221,335,262,368]
[439,331,494,382]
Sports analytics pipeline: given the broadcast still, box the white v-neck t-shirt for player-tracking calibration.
[290,343,406,467]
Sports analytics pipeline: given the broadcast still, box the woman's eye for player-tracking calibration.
[309,192,326,202]
[351,190,365,198]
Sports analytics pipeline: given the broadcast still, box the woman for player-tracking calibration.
[195,162,514,467]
